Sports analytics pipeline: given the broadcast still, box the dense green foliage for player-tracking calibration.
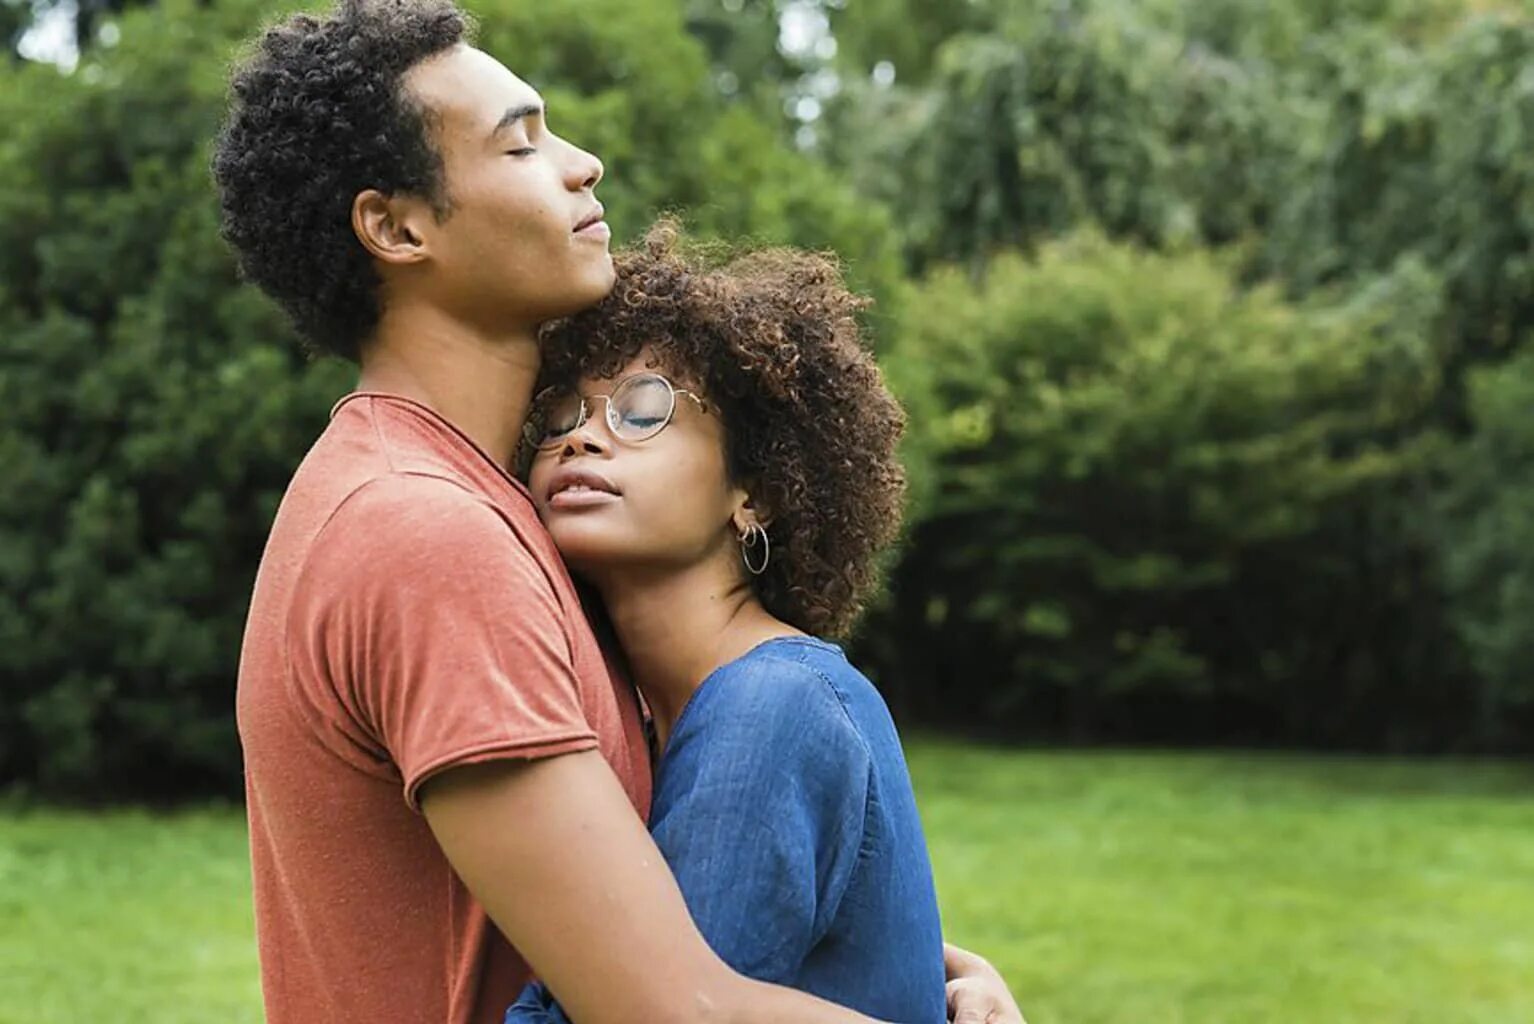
[2,0,1531,795]
[8,748,1534,1023]
[870,238,1456,746]
[833,0,1534,751]
[1435,351,1534,746]
[0,2,350,795]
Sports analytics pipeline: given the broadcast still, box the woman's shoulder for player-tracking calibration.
[703,636,866,711]
[672,637,874,759]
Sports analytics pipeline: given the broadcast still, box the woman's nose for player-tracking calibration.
[560,408,612,457]
[561,435,603,457]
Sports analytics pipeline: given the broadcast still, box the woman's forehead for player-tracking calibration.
[575,345,695,391]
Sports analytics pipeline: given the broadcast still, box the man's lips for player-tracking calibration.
[574,205,608,239]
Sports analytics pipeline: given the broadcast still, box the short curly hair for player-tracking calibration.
[212,0,472,361]
[537,222,908,638]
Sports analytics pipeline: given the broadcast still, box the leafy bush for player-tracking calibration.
[4,0,1529,799]
[865,235,1465,748]
[1435,350,1534,746]
[0,0,350,796]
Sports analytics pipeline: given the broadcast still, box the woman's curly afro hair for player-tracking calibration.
[212,0,471,361]
[538,222,908,639]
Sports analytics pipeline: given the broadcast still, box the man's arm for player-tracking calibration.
[421,750,881,1024]
[504,664,875,1024]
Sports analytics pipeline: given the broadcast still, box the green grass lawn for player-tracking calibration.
[3,746,1532,1024]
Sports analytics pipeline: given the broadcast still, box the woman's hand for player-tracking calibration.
[944,942,1026,1024]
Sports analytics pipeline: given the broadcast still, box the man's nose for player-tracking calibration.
[567,142,603,192]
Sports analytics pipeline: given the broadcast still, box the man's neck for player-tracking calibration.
[593,561,798,748]
[357,301,542,468]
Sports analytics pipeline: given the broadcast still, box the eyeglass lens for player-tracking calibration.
[536,373,677,448]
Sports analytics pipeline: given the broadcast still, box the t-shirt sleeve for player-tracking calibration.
[289,473,598,809]
[646,658,872,981]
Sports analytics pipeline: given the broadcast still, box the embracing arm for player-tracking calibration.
[944,944,1027,1024]
[428,753,1027,1024]
[421,750,882,1024]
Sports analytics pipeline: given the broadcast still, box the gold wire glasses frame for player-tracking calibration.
[525,371,708,451]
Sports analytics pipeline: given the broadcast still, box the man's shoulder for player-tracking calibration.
[327,392,516,496]
[308,471,531,581]
[270,395,569,626]
[300,396,535,561]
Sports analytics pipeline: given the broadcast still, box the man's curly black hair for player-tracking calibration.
[212,0,472,361]
[537,221,908,639]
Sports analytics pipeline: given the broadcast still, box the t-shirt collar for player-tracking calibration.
[330,390,533,499]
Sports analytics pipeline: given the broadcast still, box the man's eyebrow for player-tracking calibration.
[490,103,544,137]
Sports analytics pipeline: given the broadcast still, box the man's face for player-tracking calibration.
[402,45,615,331]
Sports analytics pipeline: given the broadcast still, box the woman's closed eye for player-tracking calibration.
[622,413,666,430]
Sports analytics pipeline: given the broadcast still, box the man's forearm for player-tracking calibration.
[724,976,883,1024]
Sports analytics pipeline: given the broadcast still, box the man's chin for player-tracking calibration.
[545,260,617,321]
[588,256,618,299]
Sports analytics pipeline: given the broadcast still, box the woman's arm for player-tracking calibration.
[944,944,1027,1024]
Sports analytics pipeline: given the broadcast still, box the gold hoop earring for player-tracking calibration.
[740,523,770,576]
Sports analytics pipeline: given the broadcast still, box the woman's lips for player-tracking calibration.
[546,484,621,511]
[544,466,620,511]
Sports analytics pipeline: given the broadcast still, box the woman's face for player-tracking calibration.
[527,347,750,578]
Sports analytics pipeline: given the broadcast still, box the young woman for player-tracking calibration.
[505,223,946,1023]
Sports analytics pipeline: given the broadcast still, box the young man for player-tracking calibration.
[215,2,1024,1022]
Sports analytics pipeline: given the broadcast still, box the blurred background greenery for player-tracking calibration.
[5,0,1534,798]
[2,0,1534,1018]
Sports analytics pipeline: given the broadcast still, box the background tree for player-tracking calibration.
[869,236,1455,748]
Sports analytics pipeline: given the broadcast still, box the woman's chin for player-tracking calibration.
[545,522,629,574]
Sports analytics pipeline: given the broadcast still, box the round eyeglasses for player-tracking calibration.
[526,371,708,451]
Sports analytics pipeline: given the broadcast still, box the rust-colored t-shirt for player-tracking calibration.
[236,393,652,1024]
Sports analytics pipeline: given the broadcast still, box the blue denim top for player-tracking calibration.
[505,636,947,1022]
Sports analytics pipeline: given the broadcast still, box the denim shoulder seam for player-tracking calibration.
[782,644,877,937]
[785,642,874,765]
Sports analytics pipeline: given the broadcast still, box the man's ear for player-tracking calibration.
[352,188,433,267]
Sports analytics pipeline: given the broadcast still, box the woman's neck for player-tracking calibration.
[594,562,799,747]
